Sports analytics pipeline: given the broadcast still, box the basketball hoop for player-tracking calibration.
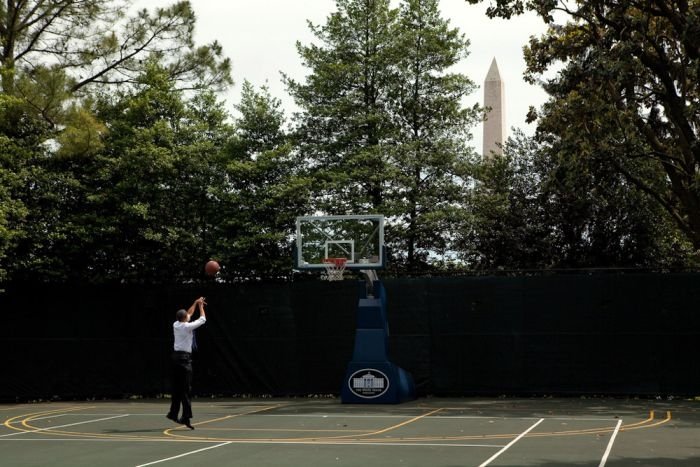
[322,257,348,281]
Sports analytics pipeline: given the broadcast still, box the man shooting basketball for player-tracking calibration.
[166,296,206,429]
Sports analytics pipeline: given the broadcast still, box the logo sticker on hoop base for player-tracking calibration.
[348,369,390,399]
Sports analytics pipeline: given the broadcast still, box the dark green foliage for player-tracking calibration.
[213,81,311,279]
[287,0,480,272]
[3,63,234,283]
[0,1,232,98]
[465,130,694,270]
[3,0,699,283]
[467,0,700,253]
[285,0,399,213]
[386,0,480,271]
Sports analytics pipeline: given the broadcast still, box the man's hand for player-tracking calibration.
[197,297,207,319]
[187,297,206,317]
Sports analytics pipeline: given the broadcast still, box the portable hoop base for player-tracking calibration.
[341,280,416,404]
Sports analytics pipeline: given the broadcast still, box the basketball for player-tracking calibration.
[204,260,220,276]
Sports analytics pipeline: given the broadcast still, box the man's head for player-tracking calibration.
[175,309,189,322]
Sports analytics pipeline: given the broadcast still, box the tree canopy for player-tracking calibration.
[467,0,700,252]
[0,0,232,126]
[287,0,481,271]
[1,0,698,283]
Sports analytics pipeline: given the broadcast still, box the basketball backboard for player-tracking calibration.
[294,215,385,270]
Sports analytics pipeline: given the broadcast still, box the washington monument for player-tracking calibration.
[483,57,506,158]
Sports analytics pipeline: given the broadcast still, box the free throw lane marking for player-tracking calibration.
[599,419,623,467]
[135,441,232,466]
[478,418,544,467]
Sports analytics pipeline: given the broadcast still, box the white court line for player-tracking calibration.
[599,419,623,467]
[0,414,129,438]
[263,414,513,421]
[262,414,424,419]
[218,440,505,448]
[135,441,232,466]
[547,417,620,422]
[43,413,165,417]
[20,413,621,423]
[263,414,618,422]
[477,418,544,467]
[0,437,506,448]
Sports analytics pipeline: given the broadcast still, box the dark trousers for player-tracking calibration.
[168,351,193,420]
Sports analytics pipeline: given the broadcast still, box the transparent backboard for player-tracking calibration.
[294,215,385,270]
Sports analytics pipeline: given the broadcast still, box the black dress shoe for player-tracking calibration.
[178,418,195,430]
[166,414,178,423]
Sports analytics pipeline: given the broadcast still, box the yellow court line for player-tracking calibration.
[181,409,671,444]
[19,405,290,443]
[529,410,671,438]
[15,406,183,442]
[526,410,657,438]
[298,408,446,442]
[197,427,369,433]
[19,410,126,440]
[622,411,671,431]
[164,405,286,439]
[293,410,662,444]
[619,411,655,430]
[20,417,178,442]
[3,406,93,433]
[6,406,673,446]
[394,410,668,443]
[16,405,289,443]
[165,408,662,444]
[354,408,444,438]
[161,407,446,443]
[259,407,445,442]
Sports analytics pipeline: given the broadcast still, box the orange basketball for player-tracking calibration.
[204,260,220,276]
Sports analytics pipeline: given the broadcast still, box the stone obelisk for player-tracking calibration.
[483,57,506,158]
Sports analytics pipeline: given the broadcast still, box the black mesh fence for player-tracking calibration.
[3,273,699,401]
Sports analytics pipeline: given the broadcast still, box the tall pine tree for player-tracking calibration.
[287,0,480,269]
[387,0,479,269]
[285,0,398,213]
[216,81,311,279]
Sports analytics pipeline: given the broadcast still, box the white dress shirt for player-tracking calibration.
[173,317,206,352]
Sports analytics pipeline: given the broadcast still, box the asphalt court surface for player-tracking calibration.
[1,397,699,466]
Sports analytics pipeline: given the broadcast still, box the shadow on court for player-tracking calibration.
[1,397,699,466]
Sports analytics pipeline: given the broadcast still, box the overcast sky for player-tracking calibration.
[135,0,551,152]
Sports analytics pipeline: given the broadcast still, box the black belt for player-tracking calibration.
[173,350,191,355]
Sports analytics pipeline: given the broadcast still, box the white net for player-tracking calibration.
[322,258,347,281]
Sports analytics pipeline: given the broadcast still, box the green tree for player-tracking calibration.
[466,0,700,251]
[464,130,693,270]
[287,0,481,270]
[216,81,310,279]
[0,94,47,280]
[2,65,234,283]
[0,1,231,96]
[4,62,233,283]
[386,0,480,270]
[285,0,398,213]
[0,1,235,282]
[12,100,107,280]
[82,62,233,282]
[463,131,552,270]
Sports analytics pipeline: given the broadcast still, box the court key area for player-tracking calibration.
[1,397,698,466]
